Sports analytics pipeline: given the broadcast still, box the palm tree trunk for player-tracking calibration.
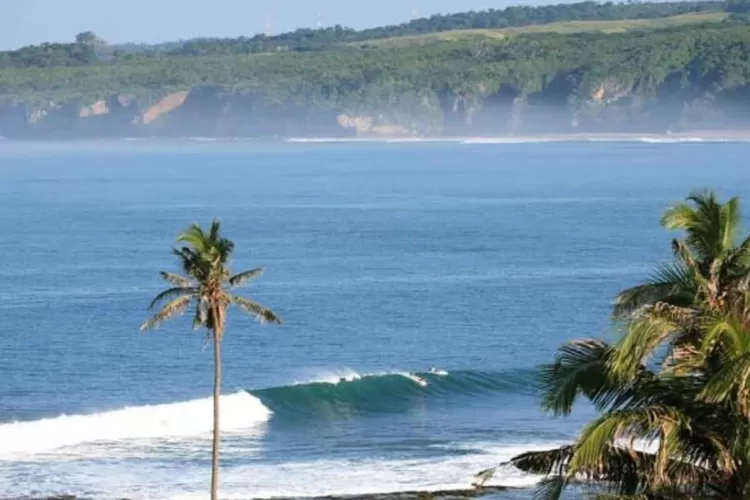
[211,330,222,500]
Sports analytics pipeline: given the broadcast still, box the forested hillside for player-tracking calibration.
[1,1,749,138]
[0,0,737,66]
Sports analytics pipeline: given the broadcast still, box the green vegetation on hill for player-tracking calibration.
[167,0,726,56]
[2,23,748,104]
[0,1,749,137]
[360,12,729,47]
[0,0,739,67]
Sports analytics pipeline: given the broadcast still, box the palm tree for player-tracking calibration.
[475,191,750,499]
[141,219,280,500]
[613,189,750,318]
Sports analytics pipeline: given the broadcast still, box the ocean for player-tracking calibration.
[0,138,748,499]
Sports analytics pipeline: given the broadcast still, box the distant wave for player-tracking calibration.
[465,135,750,144]
[462,137,562,144]
[0,391,270,456]
[636,136,709,143]
[251,369,537,420]
[285,135,750,145]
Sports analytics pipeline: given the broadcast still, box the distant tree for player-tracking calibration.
[75,31,99,45]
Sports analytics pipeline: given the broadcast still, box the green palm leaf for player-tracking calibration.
[532,476,566,500]
[229,294,281,324]
[229,267,265,287]
[148,286,196,309]
[540,340,624,416]
[613,262,696,318]
[611,313,683,378]
[160,271,193,287]
[140,295,192,331]
[509,445,574,476]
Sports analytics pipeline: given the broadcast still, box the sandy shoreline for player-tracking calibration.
[287,131,750,143]
[2,130,750,144]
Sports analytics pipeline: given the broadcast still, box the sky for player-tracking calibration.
[1,0,540,49]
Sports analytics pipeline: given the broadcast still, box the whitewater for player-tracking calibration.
[0,371,548,498]
[2,140,749,499]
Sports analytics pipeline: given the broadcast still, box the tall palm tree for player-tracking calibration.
[141,220,280,500]
[475,191,750,499]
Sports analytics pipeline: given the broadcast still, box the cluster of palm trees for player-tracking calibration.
[475,190,750,499]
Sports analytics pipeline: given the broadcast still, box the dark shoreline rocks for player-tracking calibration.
[6,486,513,500]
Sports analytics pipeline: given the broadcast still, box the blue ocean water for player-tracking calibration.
[0,139,748,499]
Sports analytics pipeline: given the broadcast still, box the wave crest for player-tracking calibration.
[251,369,536,419]
[0,391,270,456]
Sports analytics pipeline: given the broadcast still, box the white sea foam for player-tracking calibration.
[293,368,364,385]
[0,391,271,457]
[403,373,428,386]
[462,137,562,144]
[0,440,557,499]
[638,136,706,143]
[284,135,750,145]
[293,369,435,386]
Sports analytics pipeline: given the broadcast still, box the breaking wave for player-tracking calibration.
[0,391,270,456]
[251,369,537,419]
[0,369,538,456]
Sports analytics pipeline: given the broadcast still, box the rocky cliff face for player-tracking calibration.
[1,79,748,139]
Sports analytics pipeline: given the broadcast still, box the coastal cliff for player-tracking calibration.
[1,20,750,138]
[2,78,748,139]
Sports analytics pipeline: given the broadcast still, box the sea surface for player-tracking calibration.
[0,138,748,499]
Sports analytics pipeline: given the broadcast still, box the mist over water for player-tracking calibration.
[0,140,748,498]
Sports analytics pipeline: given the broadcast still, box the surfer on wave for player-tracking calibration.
[406,373,428,387]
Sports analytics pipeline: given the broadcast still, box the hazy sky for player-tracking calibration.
[2,0,541,49]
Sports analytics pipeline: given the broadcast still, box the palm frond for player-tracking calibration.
[661,202,699,233]
[229,267,265,287]
[568,405,684,472]
[611,313,682,379]
[178,222,210,252]
[472,467,497,488]
[720,196,741,255]
[160,271,193,287]
[193,296,209,330]
[700,315,750,356]
[209,218,221,242]
[140,295,192,331]
[507,430,723,497]
[699,353,750,409]
[172,247,202,277]
[509,446,575,476]
[663,190,739,263]
[541,340,624,416]
[727,234,750,273]
[178,220,234,264]
[148,286,196,310]
[229,294,281,324]
[613,263,696,318]
[532,476,566,500]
